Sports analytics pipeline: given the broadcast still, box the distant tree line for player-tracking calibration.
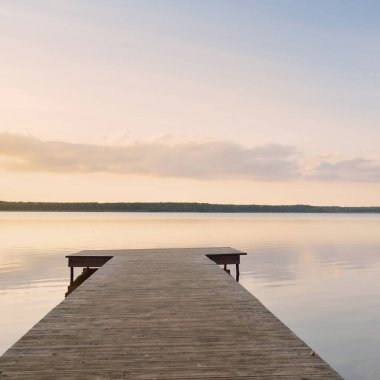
[0,201,380,213]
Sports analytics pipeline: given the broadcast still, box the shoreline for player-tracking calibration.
[1,201,380,213]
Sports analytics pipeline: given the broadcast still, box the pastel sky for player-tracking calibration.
[1,0,380,205]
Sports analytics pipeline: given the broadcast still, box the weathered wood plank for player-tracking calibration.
[0,247,342,379]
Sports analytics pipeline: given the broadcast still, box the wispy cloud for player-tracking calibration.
[0,133,299,180]
[1,132,380,183]
[312,158,380,182]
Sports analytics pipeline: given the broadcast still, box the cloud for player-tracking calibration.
[2,132,380,183]
[312,158,380,182]
[0,133,300,181]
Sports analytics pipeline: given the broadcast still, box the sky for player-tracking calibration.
[1,0,380,205]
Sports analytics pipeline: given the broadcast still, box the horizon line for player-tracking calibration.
[1,201,380,211]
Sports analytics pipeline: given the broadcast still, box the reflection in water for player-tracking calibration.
[1,212,380,379]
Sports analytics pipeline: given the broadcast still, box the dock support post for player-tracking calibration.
[70,267,74,285]
[236,264,240,282]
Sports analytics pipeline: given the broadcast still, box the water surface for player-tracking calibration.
[1,212,380,379]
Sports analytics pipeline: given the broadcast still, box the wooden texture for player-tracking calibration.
[0,247,342,379]
[66,267,98,296]
[67,255,112,268]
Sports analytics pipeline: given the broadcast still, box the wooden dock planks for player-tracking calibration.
[0,247,342,379]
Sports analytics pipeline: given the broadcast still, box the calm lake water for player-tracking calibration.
[1,212,380,379]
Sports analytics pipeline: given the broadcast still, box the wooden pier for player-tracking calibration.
[0,247,341,379]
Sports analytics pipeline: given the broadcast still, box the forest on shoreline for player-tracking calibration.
[1,201,380,213]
